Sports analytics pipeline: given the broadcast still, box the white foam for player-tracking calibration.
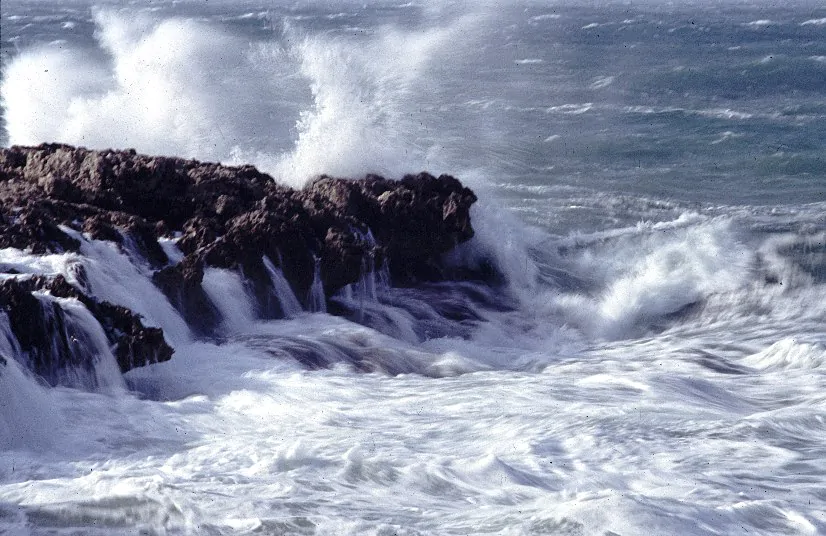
[711,130,746,145]
[530,14,561,22]
[534,215,753,339]
[624,105,753,120]
[0,349,61,451]
[0,248,84,282]
[743,339,826,370]
[589,76,615,89]
[696,108,753,120]
[545,103,593,115]
[745,20,775,27]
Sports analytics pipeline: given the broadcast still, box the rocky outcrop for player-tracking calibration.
[0,143,487,382]
[0,275,172,385]
[1,144,479,291]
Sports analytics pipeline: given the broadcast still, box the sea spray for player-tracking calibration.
[1,7,484,187]
[1,2,826,534]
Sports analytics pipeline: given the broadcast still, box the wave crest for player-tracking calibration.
[1,8,477,187]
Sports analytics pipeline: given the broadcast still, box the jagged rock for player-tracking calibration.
[0,143,488,379]
[303,173,478,284]
[1,143,482,299]
[0,276,172,383]
[0,201,81,253]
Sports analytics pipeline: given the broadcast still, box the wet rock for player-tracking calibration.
[0,143,488,366]
[0,275,172,383]
[152,259,221,337]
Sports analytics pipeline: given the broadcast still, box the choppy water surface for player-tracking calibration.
[1,1,825,534]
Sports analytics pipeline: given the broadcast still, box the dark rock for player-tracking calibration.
[1,144,482,297]
[0,201,81,253]
[83,215,123,244]
[0,275,172,384]
[0,143,491,377]
[152,259,221,337]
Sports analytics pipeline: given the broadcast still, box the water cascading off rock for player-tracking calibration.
[0,143,490,385]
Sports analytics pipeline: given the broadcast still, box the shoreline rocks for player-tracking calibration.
[0,275,173,384]
[0,143,491,384]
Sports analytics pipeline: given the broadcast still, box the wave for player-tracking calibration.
[520,215,755,340]
[1,7,482,187]
[743,339,826,370]
[2,5,825,381]
[744,20,776,27]
[624,105,754,121]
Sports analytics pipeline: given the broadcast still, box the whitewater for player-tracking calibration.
[1,0,826,534]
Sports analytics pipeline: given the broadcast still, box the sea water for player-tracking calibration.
[1,1,825,534]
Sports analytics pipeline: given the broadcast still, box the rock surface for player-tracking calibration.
[0,275,172,385]
[0,143,484,381]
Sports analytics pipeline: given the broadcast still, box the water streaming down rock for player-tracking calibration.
[327,240,420,339]
[0,279,126,390]
[306,257,328,314]
[157,237,185,265]
[262,255,303,317]
[352,229,386,303]
[0,310,18,359]
[202,267,258,334]
[48,297,126,391]
[69,229,193,346]
[0,143,493,383]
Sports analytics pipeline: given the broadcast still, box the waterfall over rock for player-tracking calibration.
[0,143,497,386]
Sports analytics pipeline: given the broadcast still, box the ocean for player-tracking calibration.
[1,0,826,534]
